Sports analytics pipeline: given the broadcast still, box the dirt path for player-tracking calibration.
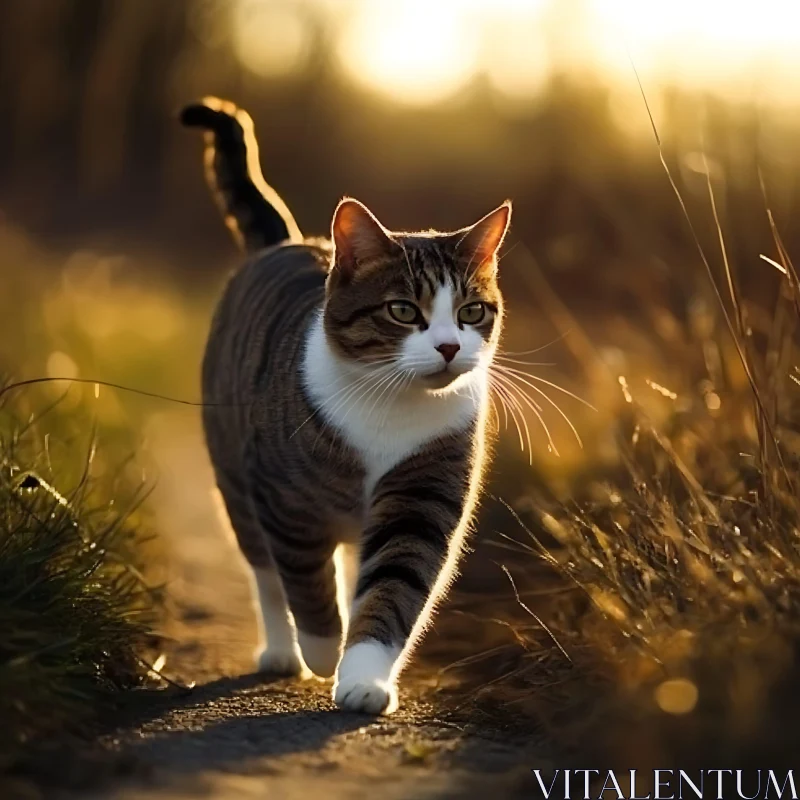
[92,678,537,799]
[70,415,543,799]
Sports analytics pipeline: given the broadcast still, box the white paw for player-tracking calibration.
[333,676,397,714]
[333,640,401,713]
[297,631,341,678]
[255,646,307,677]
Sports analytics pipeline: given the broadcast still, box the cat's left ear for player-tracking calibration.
[331,198,399,281]
[455,201,512,276]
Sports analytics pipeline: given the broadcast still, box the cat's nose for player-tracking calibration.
[435,343,460,363]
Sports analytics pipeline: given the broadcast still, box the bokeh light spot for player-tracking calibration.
[46,352,79,390]
[484,23,550,101]
[655,678,699,715]
[232,0,311,79]
[336,1,480,106]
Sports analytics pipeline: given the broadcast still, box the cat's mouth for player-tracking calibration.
[421,363,452,377]
[419,365,463,390]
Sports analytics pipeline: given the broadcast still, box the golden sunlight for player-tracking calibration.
[588,0,800,101]
[335,0,481,106]
[230,0,800,107]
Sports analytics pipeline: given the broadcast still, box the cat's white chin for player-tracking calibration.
[418,368,460,391]
[418,368,478,395]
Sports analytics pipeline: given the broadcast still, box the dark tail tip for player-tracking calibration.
[179,103,216,129]
[179,97,240,133]
[178,95,301,249]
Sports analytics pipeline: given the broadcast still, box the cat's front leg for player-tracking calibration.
[334,433,478,714]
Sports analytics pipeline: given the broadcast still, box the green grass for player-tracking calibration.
[0,389,155,773]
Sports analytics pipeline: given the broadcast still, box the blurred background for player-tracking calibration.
[2,0,800,682]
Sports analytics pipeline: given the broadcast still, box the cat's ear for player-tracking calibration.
[455,201,512,276]
[331,198,398,280]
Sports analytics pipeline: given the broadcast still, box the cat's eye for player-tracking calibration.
[387,301,421,325]
[458,302,487,325]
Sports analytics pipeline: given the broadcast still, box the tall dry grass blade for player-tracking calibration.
[629,57,793,495]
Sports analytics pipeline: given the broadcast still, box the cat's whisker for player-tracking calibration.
[364,369,407,423]
[324,364,393,396]
[326,363,397,402]
[321,358,442,436]
[491,372,556,458]
[493,379,515,435]
[315,369,398,457]
[493,370,543,413]
[290,365,392,438]
[495,366,597,411]
[497,331,571,358]
[488,374,523,445]
[360,356,401,366]
[489,392,503,435]
[378,369,415,424]
[500,379,536,461]
[335,364,412,436]
[464,378,486,427]
[494,356,556,368]
[325,375,383,419]
[308,380,381,454]
[335,369,399,429]
[489,377,532,460]
[492,367,582,450]
[291,381,365,440]
[308,366,397,443]
[494,240,520,268]
[483,383,503,437]
[480,373,505,433]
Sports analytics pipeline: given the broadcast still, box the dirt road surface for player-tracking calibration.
[66,414,545,800]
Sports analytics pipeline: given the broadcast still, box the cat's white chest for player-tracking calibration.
[340,388,474,493]
[302,313,481,493]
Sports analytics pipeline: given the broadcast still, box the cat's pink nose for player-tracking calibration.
[436,343,460,363]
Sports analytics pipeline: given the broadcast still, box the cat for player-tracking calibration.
[181,97,511,714]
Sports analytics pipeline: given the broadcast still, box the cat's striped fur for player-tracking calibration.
[183,97,511,713]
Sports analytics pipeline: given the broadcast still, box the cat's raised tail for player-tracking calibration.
[180,96,303,252]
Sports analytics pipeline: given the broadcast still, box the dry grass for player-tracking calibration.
[427,136,800,773]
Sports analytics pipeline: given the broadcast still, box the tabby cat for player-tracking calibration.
[182,97,511,714]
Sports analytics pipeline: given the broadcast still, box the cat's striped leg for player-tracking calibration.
[335,436,476,714]
[274,545,343,679]
[212,479,305,676]
[247,477,343,677]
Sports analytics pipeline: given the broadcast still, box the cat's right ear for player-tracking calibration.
[331,198,397,281]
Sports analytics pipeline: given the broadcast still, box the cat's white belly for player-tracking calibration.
[302,312,483,495]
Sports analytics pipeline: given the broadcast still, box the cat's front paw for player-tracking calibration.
[255,646,308,678]
[333,676,397,714]
[333,640,400,714]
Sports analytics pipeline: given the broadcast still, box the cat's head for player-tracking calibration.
[323,199,510,393]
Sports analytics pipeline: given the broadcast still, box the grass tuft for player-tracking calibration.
[0,387,155,773]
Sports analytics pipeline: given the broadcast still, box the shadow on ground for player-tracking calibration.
[14,669,543,799]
